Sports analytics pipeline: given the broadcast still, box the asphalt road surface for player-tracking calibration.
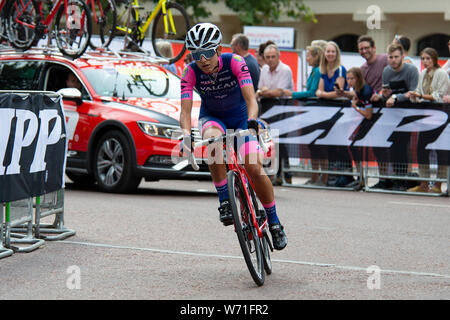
[1,176,449,301]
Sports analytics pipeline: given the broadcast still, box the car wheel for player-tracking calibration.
[93,130,141,193]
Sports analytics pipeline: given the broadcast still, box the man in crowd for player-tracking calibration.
[372,43,419,190]
[358,35,388,95]
[257,43,294,185]
[257,44,294,99]
[231,33,260,92]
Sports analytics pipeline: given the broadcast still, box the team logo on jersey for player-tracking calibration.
[182,66,189,78]
[232,55,243,62]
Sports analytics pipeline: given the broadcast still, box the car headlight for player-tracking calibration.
[137,121,183,139]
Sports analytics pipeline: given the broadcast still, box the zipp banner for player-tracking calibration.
[0,93,67,202]
[261,99,450,165]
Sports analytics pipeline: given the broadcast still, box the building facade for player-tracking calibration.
[199,0,450,56]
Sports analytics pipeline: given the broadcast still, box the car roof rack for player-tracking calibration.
[82,48,170,64]
[0,45,170,64]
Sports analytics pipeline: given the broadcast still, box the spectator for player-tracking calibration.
[315,41,351,187]
[344,67,374,120]
[310,39,327,52]
[231,33,260,92]
[66,72,82,91]
[282,45,322,99]
[315,41,347,99]
[407,47,449,193]
[257,43,294,185]
[156,41,177,74]
[184,53,193,68]
[376,43,419,106]
[344,67,375,189]
[408,47,449,103]
[393,35,413,64]
[257,44,294,99]
[372,43,419,190]
[283,45,325,186]
[256,40,275,69]
[358,35,388,94]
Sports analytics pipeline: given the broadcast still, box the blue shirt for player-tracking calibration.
[321,65,347,92]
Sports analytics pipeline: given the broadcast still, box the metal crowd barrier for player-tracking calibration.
[262,97,449,197]
[0,189,75,259]
[33,189,75,240]
[0,204,14,259]
[7,198,45,253]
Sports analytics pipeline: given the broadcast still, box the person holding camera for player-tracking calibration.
[371,43,419,190]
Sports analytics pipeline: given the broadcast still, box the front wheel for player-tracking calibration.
[55,0,92,58]
[6,0,40,50]
[151,2,189,65]
[93,130,141,193]
[228,170,265,286]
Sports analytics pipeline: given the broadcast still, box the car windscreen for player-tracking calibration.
[82,63,199,100]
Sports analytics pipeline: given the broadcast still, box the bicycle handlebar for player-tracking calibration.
[194,129,269,153]
[172,129,269,171]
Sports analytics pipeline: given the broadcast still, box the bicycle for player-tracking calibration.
[85,0,117,49]
[185,128,274,286]
[6,0,92,58]
[114,0,189,64]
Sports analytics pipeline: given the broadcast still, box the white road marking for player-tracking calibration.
[389,201,450,208]
[61,240,450,279]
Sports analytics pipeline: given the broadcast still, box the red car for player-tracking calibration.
[0,48,275,193]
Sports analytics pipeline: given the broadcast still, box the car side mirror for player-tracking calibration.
[57,88,82,106]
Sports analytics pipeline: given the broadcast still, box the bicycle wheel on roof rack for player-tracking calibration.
[6,0,40,51]
[151,2,189,65]
[54,0,92,58]
[89,0,117,49]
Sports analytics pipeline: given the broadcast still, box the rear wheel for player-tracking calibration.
[93,130,141,193]
[228,170,264,286]
[247,176,273,275]
[151,2,189,64]
[55,0,92,58]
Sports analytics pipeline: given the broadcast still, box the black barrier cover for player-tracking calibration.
[260,98,450,165]
[0,93,67,202]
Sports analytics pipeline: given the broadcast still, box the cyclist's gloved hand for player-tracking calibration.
[247,118,259,135]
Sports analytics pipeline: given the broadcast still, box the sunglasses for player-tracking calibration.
[191,49,216,61]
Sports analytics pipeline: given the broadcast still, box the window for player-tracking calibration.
[0,61,43,90]
[331,34,359,53]
[44,64,90,100]
[417,34,450,57]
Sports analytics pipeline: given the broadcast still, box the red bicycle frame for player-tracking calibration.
[13,0,85,33]
[224,133,268,239]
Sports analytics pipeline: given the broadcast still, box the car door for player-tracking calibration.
[42,62,94,170]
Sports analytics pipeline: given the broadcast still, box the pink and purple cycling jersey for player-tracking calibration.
[181,53,253,129]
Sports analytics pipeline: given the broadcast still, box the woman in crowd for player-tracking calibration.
[341,67,375,188]
[283,45,323,99]
[407,47,450,193]
[393,35,413,64]
[283,45,326,186]
[315,41,350,187]
[315,41,347,98]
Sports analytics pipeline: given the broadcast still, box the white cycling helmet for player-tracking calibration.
[185,23,222,51]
